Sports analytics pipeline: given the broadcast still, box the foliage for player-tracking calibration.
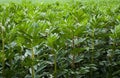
[0,0,120,78]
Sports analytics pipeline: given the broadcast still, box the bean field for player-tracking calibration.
[0,0,120,78]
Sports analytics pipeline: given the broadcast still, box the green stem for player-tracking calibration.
[31,47,35,78]
[72,33,75,69]
[108,33,116,78]
[91,28,95,63]
[108,57,112,78]
[54,51,57,78]
[1,25,5,78]
[112,36,116,59]
[90,28,95,78]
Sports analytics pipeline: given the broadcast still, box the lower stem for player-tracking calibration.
[54,52,57,78]
[2,26,5,78]
[31,47,35,78]
[90,28,95,78]
[108,57,112,78]
[72,33,75,69]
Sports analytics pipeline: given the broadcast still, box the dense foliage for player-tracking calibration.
[0,1,120,78]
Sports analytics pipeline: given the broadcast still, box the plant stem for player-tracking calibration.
[90,28,95,78]
[54,51,57,78]
[108,57,112,78]
[31,47,35,78]
[1,25,5,78]
[72,33,75,69]
[91,28,95,63]
[108,32,116,78]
